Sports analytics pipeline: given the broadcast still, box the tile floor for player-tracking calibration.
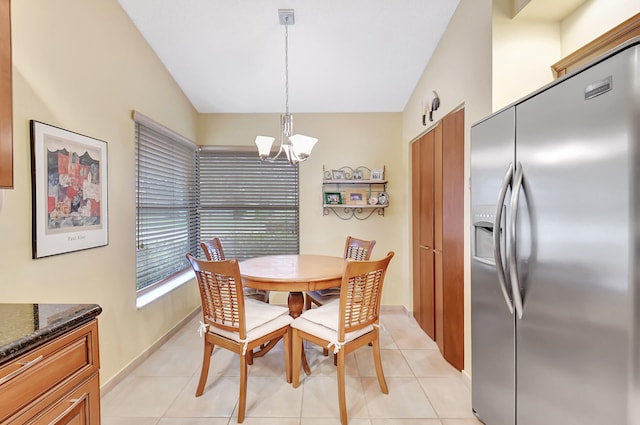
[101,308,483,425]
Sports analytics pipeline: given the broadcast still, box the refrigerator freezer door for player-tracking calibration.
[514,44,639,425]
[470,107,516,425]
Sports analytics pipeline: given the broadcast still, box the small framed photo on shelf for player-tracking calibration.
[352,169,364,180]
[331,169,346,180]
[324,192,343,205]
[346,190,367,205]
[371,168,384,180]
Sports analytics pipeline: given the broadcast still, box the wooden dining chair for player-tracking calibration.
[304,236,376,310]
[291,251,394,425]
[186,254,292,423]
[304,236,376,358]
[201,238,270,303]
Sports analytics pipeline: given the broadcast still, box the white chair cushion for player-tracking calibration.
[316,287,341,297]
[299,299,341,328]
[207,299,292,346]
[243,298,288,331]
[291,300,373,353]
[211,314,292,345]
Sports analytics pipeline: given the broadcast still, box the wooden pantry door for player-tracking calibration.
[412,107,464,371]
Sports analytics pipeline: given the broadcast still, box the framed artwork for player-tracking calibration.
[324,192,342,205]
[371,168,384,180]
[346,190,367,205]
[30,121,108,258]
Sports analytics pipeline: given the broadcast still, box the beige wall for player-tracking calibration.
[402,0,494,380]
[2,0,638,390]
[561,0,640,56]
[4,1,200,385]
[492,0,640,111]
[197,112,405,306]
[493,0,561,110]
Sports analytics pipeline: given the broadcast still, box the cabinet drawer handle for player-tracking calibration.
[0,355,44,386]
[433,249,442,254]
[50,394,86,423]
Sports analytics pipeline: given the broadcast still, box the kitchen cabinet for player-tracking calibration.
[0,0,13,188]
[0,304,102,424]
[411,108,464,371]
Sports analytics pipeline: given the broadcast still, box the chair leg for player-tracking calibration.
[336,349,348,425]
[196,339,214,396]
[238,353,248,423]
[292,329,302,388]
[284,327,292,383]
[304,293,312,311]
[372,336,389,394]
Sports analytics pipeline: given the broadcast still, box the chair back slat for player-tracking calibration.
[339,252,394,338]
[201,238,225,261]
[187,254,247,337]
[344,236,376,260]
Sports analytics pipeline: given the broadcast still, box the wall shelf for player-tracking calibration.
[322,165,388,220]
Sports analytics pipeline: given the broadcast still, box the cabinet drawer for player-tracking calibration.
[8,373,100,425]
[0,321,99,423]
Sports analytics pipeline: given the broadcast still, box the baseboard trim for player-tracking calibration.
[100,307,201,395]
[101,304,413,395]
[461,369,472,389]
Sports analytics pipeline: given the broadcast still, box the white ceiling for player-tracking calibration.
[117,0,461,113]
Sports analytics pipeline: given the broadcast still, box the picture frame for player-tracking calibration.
[324,192,343,205]
[30,121,109,258]
[331,169,346,180]
[346,189,367,205]
[371,168,384,180]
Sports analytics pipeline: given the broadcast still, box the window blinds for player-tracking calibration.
[135,117,198,291]
[197,148,299,260]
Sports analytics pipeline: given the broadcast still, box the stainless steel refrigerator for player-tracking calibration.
[470,37,640,425]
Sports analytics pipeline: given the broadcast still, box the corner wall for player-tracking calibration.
[197,112,405,306]
[4,0,200,385]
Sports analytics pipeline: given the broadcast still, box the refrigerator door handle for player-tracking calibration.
[494,162,514,315]
[509,162,525,319]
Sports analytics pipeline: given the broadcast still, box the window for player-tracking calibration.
[197,147,299,259]
[134,113,300,297]
[135,112,198,292]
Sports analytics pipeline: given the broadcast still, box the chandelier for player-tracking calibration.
[255,9,318,165]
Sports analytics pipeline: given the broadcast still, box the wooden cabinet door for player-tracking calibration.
[412,108,465,371]
[440,108,465,371]
[412,130,435,339]
[433,123,444,353]
[411,140,422,327]
[0,0,12,188]
[25,374,100,425]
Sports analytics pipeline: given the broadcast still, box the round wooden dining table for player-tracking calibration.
[240,254,345,374]
[239,254,345,319]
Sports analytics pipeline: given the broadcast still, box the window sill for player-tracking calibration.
[136,269,195,309]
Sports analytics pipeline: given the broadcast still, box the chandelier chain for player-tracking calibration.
[254,9,317,165]
[284,18,289,117]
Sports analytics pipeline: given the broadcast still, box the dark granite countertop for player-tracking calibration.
[0,303,102,366]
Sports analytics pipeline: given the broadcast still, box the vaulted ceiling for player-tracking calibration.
[117,0,461,113]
